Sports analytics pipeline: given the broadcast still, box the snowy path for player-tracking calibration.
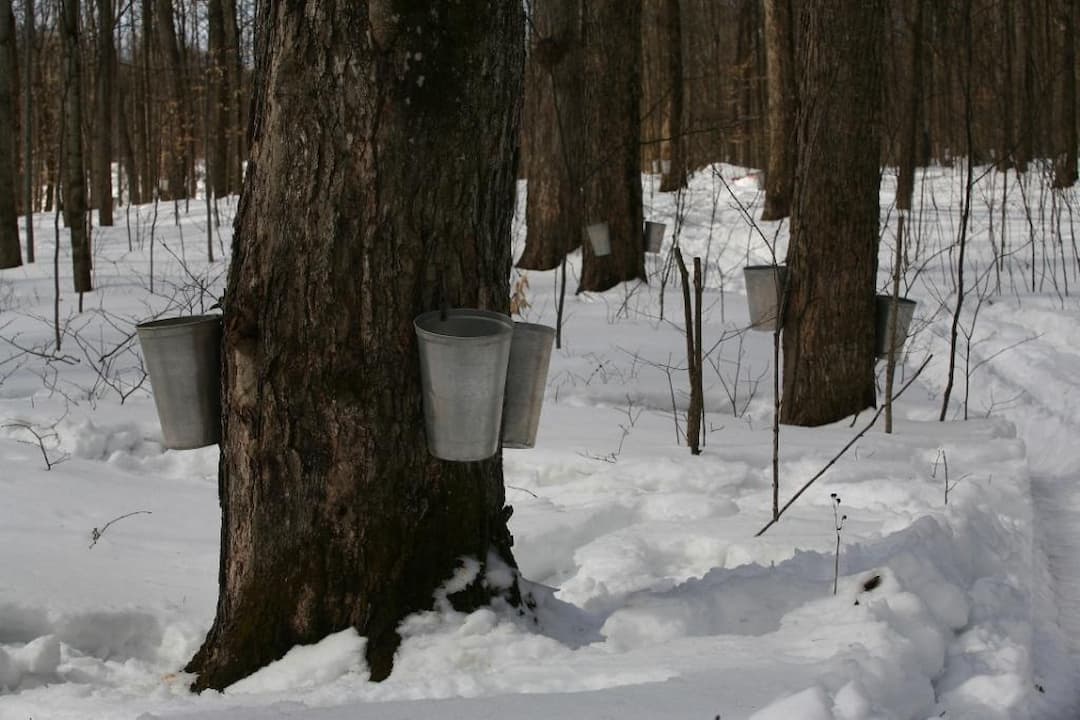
[935,298,1080,718]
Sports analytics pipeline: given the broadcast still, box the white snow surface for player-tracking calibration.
[1,165,1079,719]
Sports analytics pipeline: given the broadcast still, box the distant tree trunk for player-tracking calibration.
[155,0,187,199]
[94,0,115,225]
[1016,0,1035,170]
[206,0,228,198]
[1053,0,1077,188]
[658,0,687,192]
[516,0,583,271]
[762,0,796,220]
[896,0,924,211]
[138,0,156,201]
[579,0,645,293]
[118,69,141,205]
[222,0,242,192]
[996,0,1015,170]
[781,0,883,427]
[186,0,524,692]
[21,0,33,262]
[62,0,91,292]
[0,0,20,268]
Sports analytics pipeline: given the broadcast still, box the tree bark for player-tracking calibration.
[516,0,584,271]
[62,0,91,292]
[93,0,115,225]
[1053,0,1077,188]
[895,0,924,211]
[579,0,645,293]
[154,0,188,199]
[657,0,687,193]
[762,0,796,220]
[781,0,883,427]
[186,0,524,692]
[21,0,33,262]
[0,0,20,269]
[206,0,228,198]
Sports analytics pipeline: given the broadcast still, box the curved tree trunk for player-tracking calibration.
[761,0,796,220]
[517,0,584,271]
[579,0,645,293]
[0,0,20,269]
[186,0,524,692]
[781,0,883,427]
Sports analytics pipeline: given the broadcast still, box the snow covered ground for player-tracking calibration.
[1,165,1079,719]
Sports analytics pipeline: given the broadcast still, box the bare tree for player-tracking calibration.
[61,0,91,293]
[761,0,796,220]
[93,0,115,225]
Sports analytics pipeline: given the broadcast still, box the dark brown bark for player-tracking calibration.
[579,0,645,293]
[118,70,140,205]
[206,0,228,198]
[781,0,883,427]
[21,0,33,262]
[0,0,19,269]
[62,0,91,292]
[93,0,115,225]
[762,0,796,220]
[1016,0,1035,170]
[186,0,524,691]
[1052,0,1077,188]
[658,0,687,193]
[516,0,583,271]
[137,0,156,201]
[895,0,924,211]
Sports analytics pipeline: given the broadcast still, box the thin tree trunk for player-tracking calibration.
[896,0,924,212]
[186,0,524,691]
[579,0,645,293]
[0,0,20,269]
[21,0,32,262]
[761,0,796,220]
[781,0,884,426]
[1053,0,1077,188]
[155,0,187,199]
[516,0,583,272]
[62,0,91,293]
[658,0,687,193]
[94,0,115,225]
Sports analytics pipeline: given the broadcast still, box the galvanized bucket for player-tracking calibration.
[743,265,787,332]
[136,314,222,450]
[501,322,556,449]
[875,295,917,359]
[644,221,666,254]
[585,223,611,257]
[414,309,514,462]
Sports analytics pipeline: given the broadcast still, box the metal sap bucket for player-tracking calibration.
[644,221,666,254]
[501,322,556,449]
[414,309,514,461]
[585,222,611,256]
[136,314,222,450]
[875,295,917,359]
[743,265,787,332]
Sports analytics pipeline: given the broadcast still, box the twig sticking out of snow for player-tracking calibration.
[89,510,153,549]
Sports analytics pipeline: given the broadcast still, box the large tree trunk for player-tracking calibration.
[0,0,20,269]
[761,0,796,220]
[579,0,645,293]
[186,0,524,692]
[62,0,91,292]
[781,0,883,427]
[516,0,583,272]
[93,0,115,225]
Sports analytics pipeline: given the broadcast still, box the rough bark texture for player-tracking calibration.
[206,0,229,198]
[761,0,796,220]
[154,0,188,199]
[0,0,20,269]
[61,0,91,292]
[93,0,114,225]
[517,0,583,271]
[579,0,645,293]
[21,0,32,262]
[186,0,524,692]
[781,0,883,427]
